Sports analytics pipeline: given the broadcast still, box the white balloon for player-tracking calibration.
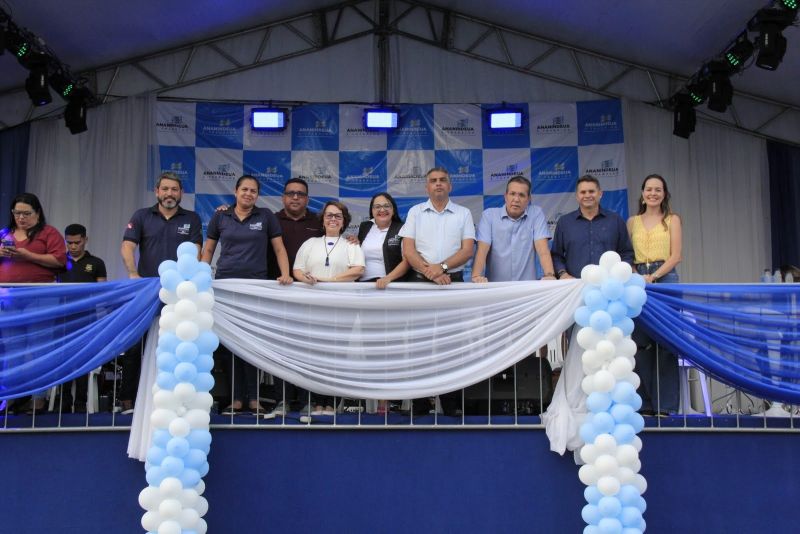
[609,261,633,283]
[169,416,191,438]
[594,433,618,454]
[584,265,607,286]
[580,444,599,465]
[196,311,214,331]
[157,520,182,534]
[608,356,634,379]
[593,370,616,392]
[195,479,206,496]
[174,299,198,320]
[577,327,602,350]
[616,444,639,467]
[578,464,599,485]
[159,498,182,520]
[185,409,211,428]
[581,375,596,395]
[195,496,209,517]
[617,466,636,484]
[159,288,178,305]
[195,291,215,312]
[595,340,616,361]
[599,251,622,270]
[594,454,619,476]
[176,281,198,301]
[190,392,214,411]
[154,390,179,411]
[151,408,177,428]
[597,475,621,496]
[179,508,200,529]
[141,511,162,532]
[162,304,176,316]
[633,474,648,494]
[160,477,184,498]
[139,487,161,511]
[176,406,187,417]
[174,383,197,404]
[180,489,199,507]
[196,517,208,534]
[626,371,641,390]
[630,459,642,473]
[175,321,200,342]
[581,350,602,370]
[616,338,638,358]
[632,436,643,452]
[159,312,179,332]
[606,327,624,344]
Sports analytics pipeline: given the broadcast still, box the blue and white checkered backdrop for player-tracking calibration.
[155,100,627,240]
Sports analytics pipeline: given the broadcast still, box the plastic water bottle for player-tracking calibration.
[773,269,783,283]
[786,272,794,283]
[761,269,771,283]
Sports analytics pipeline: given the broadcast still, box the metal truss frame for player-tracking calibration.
[1,0,798,145]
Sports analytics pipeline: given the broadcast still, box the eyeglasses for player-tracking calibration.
[12,210,34,218]
[324,213,343,220]
[372,203,392,211]
[283,191,308,198]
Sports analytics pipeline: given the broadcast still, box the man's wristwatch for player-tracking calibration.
[440,262,449,274]
[557,269,567,279]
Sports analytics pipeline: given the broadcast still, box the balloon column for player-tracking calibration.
[573,251,648,534]
[139,242,217,534]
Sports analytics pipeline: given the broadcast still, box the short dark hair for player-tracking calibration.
[284,177,309,194]
[320,200,352,234]
[64,223,87,237]
[425,167,450,180]
[576,174,600,190]
[506,175,532,195]
[235,175,260,194]
[156,172,183,189]
[368,192,403,224]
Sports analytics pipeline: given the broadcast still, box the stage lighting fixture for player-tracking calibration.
[723,32,754,71]
[748,7,797,70]
[64,88,90,134]
[251,108,286,130]
[364,108,399,129]
[49,70,75,99]
[4,27,30,60]
[704,61,733,113]
[24,54,52,106]
[686,76,709,106]
[488,108,524,129]
[670,93,696,139]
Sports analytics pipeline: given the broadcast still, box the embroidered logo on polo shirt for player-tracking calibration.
[84,264,94,273]
[249,222,263,231]
[177,223,191,235]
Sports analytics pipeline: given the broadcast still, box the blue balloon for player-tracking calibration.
[187,429,212,449]
[174,362,198,383]
[622,529,643,534]
[145,466,165,486]
[160,456,185,477]
[623,286,647,309]
[157,333,181,353]
[160,269,183,292]
[180,468,201,488]
[166,437,190,458]
[195,331,220,354]
[620,507,642,528]
[185,449,207,469]
[198,461,210,477]
[612,423,635,444]
[177,242,198,258]
[152,429,171,448]
[146,446,167,466]
[156,371,178,390]
[629,412,645,433]
[194,354,214,373]
[584,527,601,534]
[590,310,613,332]
[197,261,212,275]
[194,371,215,392]
[598,496,622,518]
[625,305,643,319]
[157,352,178,373]
[636,496,647,513]
[618,485,640,506]
[610,403,634,424]
[584,485,603,505]
[175,342,199,362]
[158,260,178,276]
[628,392,642,412]
[585,289,609,311]
[586,392,613,414]
[615,317,635,336]
[579,421,598,444]
[593,412,616,434]
[191,271,213,292]
[575,306,592,327]
[607,300,628,322]
[597,517,623,534]
[582,504,601,525]
[177,253,199,279]
[611,382,636,405]
[601,279,625,301]
[626,273,646,289]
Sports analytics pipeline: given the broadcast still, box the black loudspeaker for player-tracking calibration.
[464,354,554,415]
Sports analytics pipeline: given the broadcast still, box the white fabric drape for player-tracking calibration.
[128,279,584,460]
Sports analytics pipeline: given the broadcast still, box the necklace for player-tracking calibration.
[324,236,341,267]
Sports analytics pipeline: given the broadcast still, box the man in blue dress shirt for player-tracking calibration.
[551,174,633,279]
[471,175,556,282]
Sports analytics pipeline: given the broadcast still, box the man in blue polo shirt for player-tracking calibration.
[118,172,203,413]
[471,175,556,283]
[551,174,633,279]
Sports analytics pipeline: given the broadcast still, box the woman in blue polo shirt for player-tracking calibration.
[201,175,292,415]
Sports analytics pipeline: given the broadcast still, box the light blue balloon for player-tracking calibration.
[623,286,647,309]
[628,392,642,412]
[610,403,634,424]
[622,529,643,534]
[152,429,171,448]
[620,507,642,528]
[160,269,183,292]
[585,289,609,311]
[612,423,635,444]
[191,271,212,292]
[611,382,636,405]
[198,461,209,477]
[601,279,625,301]
[194,354,214,373]
[636,496,647,513]
[625,305,643,319]
[145,466,165,486]
[582,504,601,525]
[195,331,220,354]
[146,446,167,466]
[175,342,199,362]
[593,412,616,434]
[185,449,207,470]
[187,429,212,449]
[590,310,613,332]
[628,412,645,433]
[584,527,601,534]
[598,517,623,534]
[157,333,181,353]
[575,306,592,327]
[615,317,635,336]
[156,371,178,390]
[158,260,178,276]
[177,242,198,258]
[580,421,598,445]
[180,468,201,488]
[626,273,646,289]
[587,392,613,414]
[174,362,198,383]
[166,437,190,458]
[177,253,199,279]
[598,496,622,518]
[193,371,215,392]
[161,456,185,477]
[638,518,646,532]
[584,485,603,505]
[197,261,212,275]
[157,352,178,373]
[607,300,628,322]
[618,485,640,507]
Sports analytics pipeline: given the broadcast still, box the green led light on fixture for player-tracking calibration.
[781,0,797,10]
[16,42,29,58]
[61,83,74,97]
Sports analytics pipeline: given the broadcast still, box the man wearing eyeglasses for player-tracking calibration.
[267,177,324,280]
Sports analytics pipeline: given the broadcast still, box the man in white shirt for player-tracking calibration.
[399,167,475,284]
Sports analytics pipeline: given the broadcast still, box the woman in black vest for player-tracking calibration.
[357,192,409,289]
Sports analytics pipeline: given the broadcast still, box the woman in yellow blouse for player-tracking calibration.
[627,174,682,415]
